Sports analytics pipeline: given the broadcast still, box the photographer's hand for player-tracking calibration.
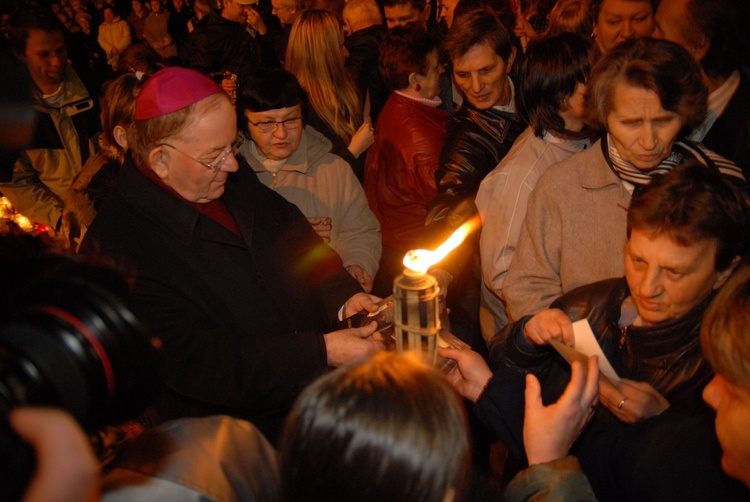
[10,407,99,502]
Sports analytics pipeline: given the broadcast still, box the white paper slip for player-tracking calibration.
[549,319,620,382]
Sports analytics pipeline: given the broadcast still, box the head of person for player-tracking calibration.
[701,264,750,488]
[150,0,164,13]
[272,0,304,25]
[652,0,742,82]
[115,43,163,73]
[382,0,429,30]
[516,33,596,136]
[102,6,116,23]
[341,0,381,36]
[75,12,92,31]
[236,69,307,161]
[545,0,593,38]
[378,24,442,100]
[585,37,706,171]
[441,8,515,110]
[128,67,239,203]
[132,0,145,12]
[7,7,68,95]
[222,0,258,24]
[439,0,460,29]
[590,0,655,53]
[624,161,749,326]
[98,72,146,162]
[287,9,348,68]
[192,0,214,19]
[279,351,471,502]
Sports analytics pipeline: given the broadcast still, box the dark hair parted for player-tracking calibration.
[235,69,308,136]
[279,352,471,502]
[585,37,707,134]
[7,7,66,57]
[627,161,750,272]
[516,33,597,136]
[379,24,439,92]
[701,264,750,392]
[441,8,513,64]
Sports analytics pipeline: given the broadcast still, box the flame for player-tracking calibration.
[403,217,480,274]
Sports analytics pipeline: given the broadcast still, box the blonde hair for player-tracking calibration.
[285,9,362,143]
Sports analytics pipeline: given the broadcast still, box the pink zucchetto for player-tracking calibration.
[134,67,222,120]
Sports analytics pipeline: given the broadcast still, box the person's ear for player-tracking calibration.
[691,35,710,65]
[422,3,431,24]
[713,255,742,290]
[113,125,128,149]
[148,145,170,180]
[506,46,517,72]
[408,71,420,90]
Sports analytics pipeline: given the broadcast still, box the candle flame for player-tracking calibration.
[403,217,479,274]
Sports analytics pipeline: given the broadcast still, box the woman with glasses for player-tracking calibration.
[285,9,374,180]
[236,69,382,293]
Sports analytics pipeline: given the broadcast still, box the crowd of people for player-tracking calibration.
[1,0,750,500]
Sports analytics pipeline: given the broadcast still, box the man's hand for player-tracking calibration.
[346,264,373,293]
[342,292,380,318]
[9,407,99,502]
[324,322,384,366]
[523,308,575,346]
[246,8,267,35]
[438,347,493,402]
[523,356,599,465]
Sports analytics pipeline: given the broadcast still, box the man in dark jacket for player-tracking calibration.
[653,0,750,179]
[424,8,523,346]
[81,68,383,442]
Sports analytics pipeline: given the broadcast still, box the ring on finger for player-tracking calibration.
[617,398,627,409]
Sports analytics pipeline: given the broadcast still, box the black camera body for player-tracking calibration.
[0,235,161,500]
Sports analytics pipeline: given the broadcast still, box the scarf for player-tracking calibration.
[603,134,746,187]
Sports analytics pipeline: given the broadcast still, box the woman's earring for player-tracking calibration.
[415,83,421,91]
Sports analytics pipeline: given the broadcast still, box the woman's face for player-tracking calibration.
[416,49,443,100]
[625,229,729,325]
[593,0,655,53]
[558,82,587,131]
[606,82,683,171]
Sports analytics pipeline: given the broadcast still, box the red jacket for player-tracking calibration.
[364,92,449,250]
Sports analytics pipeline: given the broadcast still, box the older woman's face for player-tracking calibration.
[593,0,654,53]
[606,82,682,170]
[625,229,729,325]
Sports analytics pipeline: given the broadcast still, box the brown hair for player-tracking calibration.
[585,37,706,134]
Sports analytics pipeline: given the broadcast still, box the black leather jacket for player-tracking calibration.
[490,277,714,410]
[425,102,523,234]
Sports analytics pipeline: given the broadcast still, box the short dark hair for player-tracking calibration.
[382,0,426,12]
[279,352,471,502]
[681,0,743,79]
[7,7,66,58]
[378,24,438,92]
[235,69,308,136]
[585,37,706,135]
[441,8,513,64]
[516,33,597,136]
[627,161,750,272]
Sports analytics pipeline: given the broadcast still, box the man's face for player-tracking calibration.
[155,96,239,202]
[652,0,703,62]
[103,7,115,22]
[624,229,726,325]
[384,3,424,30]
[21,29,67,94]
[439,0,459,29]
[244,105,304,161]
[702,374,750,488]
[71,0,83,12]
[451,41,514,110]
[223,0,253,24]
[150,0,162,13]
[271,0,297,25]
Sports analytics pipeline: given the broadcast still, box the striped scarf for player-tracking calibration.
[603,134,746,187]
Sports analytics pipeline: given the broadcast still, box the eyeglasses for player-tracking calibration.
[159,142,238,171]
[247,116,303,133]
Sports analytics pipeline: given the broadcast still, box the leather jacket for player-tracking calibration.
[490,277,714,410]
[425,102,523,235]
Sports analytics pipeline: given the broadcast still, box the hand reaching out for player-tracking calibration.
[523,356,599,465]
[438,347,493,402]
[348,121,375,159]
[523,308,575,346]
[599,377,670,424]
